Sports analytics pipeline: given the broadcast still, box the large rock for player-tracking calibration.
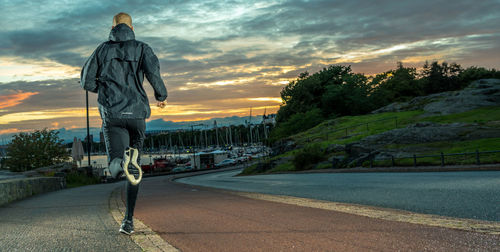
[372,79,500,115]
[344,121,500,162]
[359,122,500,146]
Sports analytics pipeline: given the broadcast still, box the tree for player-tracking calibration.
[458,66,500,88]
[420,61,462,94]
[6,129,69,172]
[369,62,421,108]
[277,65,356,124]
[321,73,373,116]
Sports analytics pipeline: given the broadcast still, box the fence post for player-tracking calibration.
[366,123,369,131]
[391,156,395,167]
[345,128,348,137]
[441,152,444,167]
[370,158,373,168]
[395,118,398,128]
[476,149,480,165]
[413,154,417,167]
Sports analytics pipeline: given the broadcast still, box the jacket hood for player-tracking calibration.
[109,23,135,42]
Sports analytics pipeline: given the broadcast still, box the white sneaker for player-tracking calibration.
[123,147,143,185]
[108,158,124,181]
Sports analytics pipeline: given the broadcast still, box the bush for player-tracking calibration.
[292,144,326,170]
[6,129,69,172]
[65,171,100,188]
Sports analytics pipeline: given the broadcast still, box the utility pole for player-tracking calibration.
[85,90,91,167]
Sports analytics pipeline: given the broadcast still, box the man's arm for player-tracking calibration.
[142,45,167,101]
[80,44,103,93]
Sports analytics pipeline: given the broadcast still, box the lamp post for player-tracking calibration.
[85,90,91,168]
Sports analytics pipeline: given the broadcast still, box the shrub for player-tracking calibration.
[65,171,100,188]
[292,144,326,170]
[6,129,69,172]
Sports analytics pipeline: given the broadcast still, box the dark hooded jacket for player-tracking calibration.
[80,23,167,119]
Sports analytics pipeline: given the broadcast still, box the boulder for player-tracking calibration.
[372,79,500,115]
[358,122,500,146]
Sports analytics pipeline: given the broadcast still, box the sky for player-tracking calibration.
[1,0,499,138]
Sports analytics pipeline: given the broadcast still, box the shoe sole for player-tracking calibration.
[119,227,134,235]
[123,147,143,186]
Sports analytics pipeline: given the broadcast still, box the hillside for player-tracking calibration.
[242,79,500,175]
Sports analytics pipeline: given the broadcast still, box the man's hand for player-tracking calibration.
[157,101,167,109]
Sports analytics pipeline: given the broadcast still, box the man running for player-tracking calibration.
[80,12,167,235]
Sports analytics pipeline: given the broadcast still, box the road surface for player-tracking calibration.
[134,174,500,251]
[177,169,500,221]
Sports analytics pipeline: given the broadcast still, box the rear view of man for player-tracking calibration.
[80,12,167,235]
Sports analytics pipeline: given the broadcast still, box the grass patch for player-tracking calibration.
[386,138,500,154]
[65,171,101,188]
[365,152,500,167]
[267,162,295,173]
[258,106,500,174]
[316,162,332,169]
[366,138,500,167]
[291,110,423,146]
[425,107,500,125]
[291,106,500,148]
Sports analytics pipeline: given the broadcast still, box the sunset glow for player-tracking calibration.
[0,0,499,137]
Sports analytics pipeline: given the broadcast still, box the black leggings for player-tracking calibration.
[102,118,145,221]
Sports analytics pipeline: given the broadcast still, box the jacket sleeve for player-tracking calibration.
[80,44,103,93]
[142,45,168,101]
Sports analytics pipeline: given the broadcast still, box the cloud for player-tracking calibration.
[1,0,500,137]
[0,91,39,109]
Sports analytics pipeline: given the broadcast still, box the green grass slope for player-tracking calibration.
[242,106,500,175]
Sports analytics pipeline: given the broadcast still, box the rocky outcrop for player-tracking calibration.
[372,79,500,115]
[344,121,500,164]
[359,122,500,146]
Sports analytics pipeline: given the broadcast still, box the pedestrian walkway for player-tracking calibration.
[0,182,140,251]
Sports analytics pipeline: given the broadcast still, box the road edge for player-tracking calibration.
[108,186,180,252]
[230,191,500,235]
[172,174,500,235]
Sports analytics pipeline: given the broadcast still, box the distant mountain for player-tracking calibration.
[0,115,269,144]
[146,115,263,131]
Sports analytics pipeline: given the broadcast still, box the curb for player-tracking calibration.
[108,186,179,252]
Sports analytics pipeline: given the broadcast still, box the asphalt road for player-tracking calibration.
[0,182,141,251]
[135,175,500,251]
[177,169,500,221]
